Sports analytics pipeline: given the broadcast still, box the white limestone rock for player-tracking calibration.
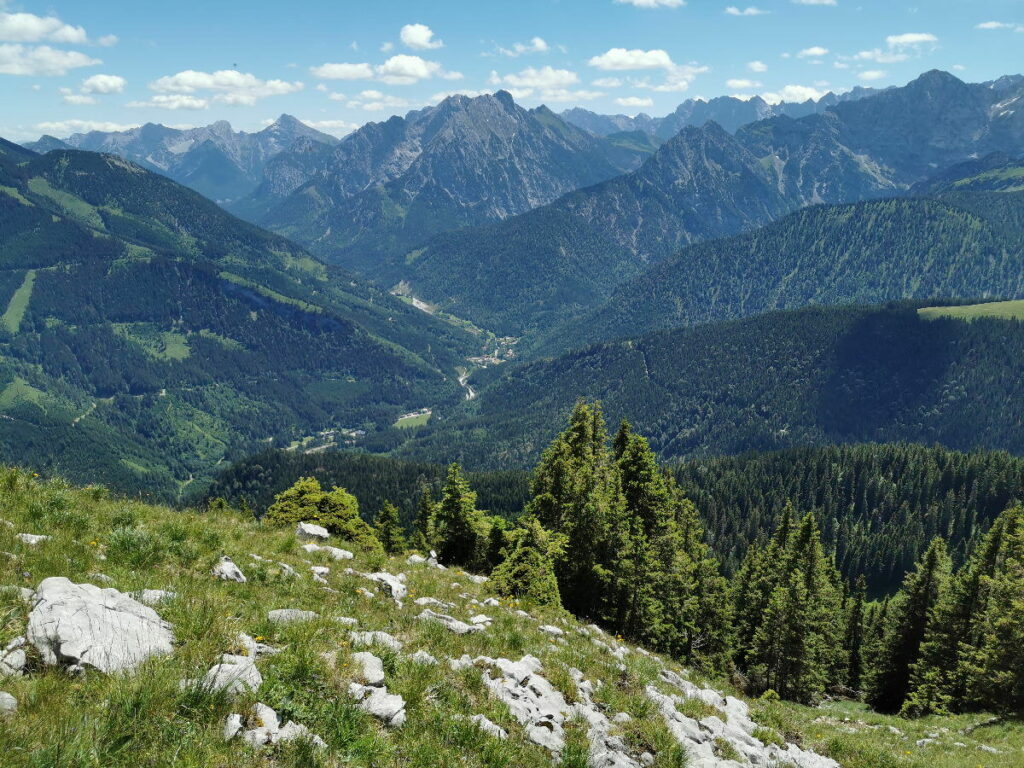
[212,556,246,583]
[410,650,437,665]
[296,522,330,541]
[352,651,385,686]
[470,713,508,740]
[199,654,262,696]
[277,720,328,748]
[539,624,565,638]
[406,554,427,565]
[223,712,243,741]
[131,589,177,606]
[350,630,402,651]
[268,608,319,625]
[0,637,27,677]
[416,608,484,635]
[15,533,50,546]
[0,691,16,715]
[348,682,407,727]
[26,577,174,674]
[468,574,488,585]
[481,597,499,607]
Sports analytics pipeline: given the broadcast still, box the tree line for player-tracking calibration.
[254,401,1024,714]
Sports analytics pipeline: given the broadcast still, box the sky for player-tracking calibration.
[1,0,1022,142]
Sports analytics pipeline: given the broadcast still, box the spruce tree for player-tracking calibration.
[867,537,951,713]
[433,463,485,569]
[413,485,437,551]
[491,515,565,606]
[373,500,406,555]
[844,575,867,692]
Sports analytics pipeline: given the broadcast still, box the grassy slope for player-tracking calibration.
[0,469,1019,768]
[919,300,1024,321]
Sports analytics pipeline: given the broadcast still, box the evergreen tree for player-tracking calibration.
[491,515,565,606]
[844,575,867,692]
[433,463,486,569]
[373,500,406,555]
[526,401,620,620]
[413,485,437,551]
[266,476,381,551]
[868,537,951,713]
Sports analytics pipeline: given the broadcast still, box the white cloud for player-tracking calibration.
[0,43,99,76]
[298,119,359,137]
[428,89,490,103]
[492,65,579,90]
[0,12,85,44]
[498,37,549,57]
[725,6,769,16]
[97,34,118,47]
[886,32,937,47]
[748,60,767,72]
[539,88,603,102]
[727,78,761,89]
[59,88,95,105]
[315,83,327,92]
[614,0,685,7]
[311,55,457,85]
[761,84,828,104]
[36,119,140,136]
[346,88,412,111]
[792,0,837,5]
[128,93,210,110]
[380,42,394,52]
[797,46,829,58]
[147,70,303,106]
[81,73,125,93]
[976,21,1014,30]
[400,23,443,50]
[615,95,654,108]
[852,48,909,64]
[857,70,886,81]
[310,62,374,80]
[327,91,345,101]
[588,47,674,70]
[592,77,623,87]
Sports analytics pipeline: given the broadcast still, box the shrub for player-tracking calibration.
[266,476,381,552]
[107,526,166,569]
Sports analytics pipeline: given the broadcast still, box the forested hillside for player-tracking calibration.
[535,183,1024,354]
[0,143,477,499]
[395,304,1024,470]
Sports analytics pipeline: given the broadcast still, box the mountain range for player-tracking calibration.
[25,115,338,203]
[0,141,476,498]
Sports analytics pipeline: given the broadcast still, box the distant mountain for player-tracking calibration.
[393,304,1024,471]
[399,71,1024,338]
[0,141,476,499]
[533,181,1024,354]
[235,92,651,276]
[24,115,338,202]
[401,121,791,335]
[560,88,882,137]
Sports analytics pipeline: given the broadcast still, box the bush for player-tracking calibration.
[266,476,381,553]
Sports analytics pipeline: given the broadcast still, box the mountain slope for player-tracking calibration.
[391,304,1024,470]
[402,122,791,335]
[238,92,648,276]
[534,183,1024,354]
[26,115,338,202]
[0,143,477,498]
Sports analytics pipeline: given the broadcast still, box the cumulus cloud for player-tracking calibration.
[59,88,95,105]
[0,12,85,44]
[81,73,125,93]
[886,32,938,47]
[311,55,458,85]
[491,65,579,90]
[725,6,769,16]
[761,84,828,104]
[857,70,886,81]
[727,78,761,89]
[797,46,829,58]
[588,47,675,70]
[36,119,140,136]
[0,44,99,76]
[614,0,685,7]
[400,23,443,50]
[592,77,623,87]
[615,95,654,108]
[345,89,413,111]
[498,37,549,57]
[748,60,767,72]
[135,70,303,108]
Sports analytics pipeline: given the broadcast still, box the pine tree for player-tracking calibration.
[433,463,486,569]
[373,500,406,555]
[412,485,437,551]
[491,515,565,606]
[266,476,381,551]
[868,537,951,713]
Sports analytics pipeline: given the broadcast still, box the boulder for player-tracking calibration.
[416,608,484,635]
[131,589,177,606]
[236,632,279,658]
[365,571,407,601]
[296,522,330,541]
[348,682,406,727]
[212,556,246,583]
[406,554,427,565]
[27,577,174,673]
[267,609,319,625]
[223,712,243,741]
[0,691,15,715]
[352,651,385,686]
[198,654,262,696]
[0,637,27,677]
[539,624,565,638]
[277,720,327,747]
[301,542,354,560]
[410,650,438,665]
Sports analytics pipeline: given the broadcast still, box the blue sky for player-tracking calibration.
[1,0,1022,141]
